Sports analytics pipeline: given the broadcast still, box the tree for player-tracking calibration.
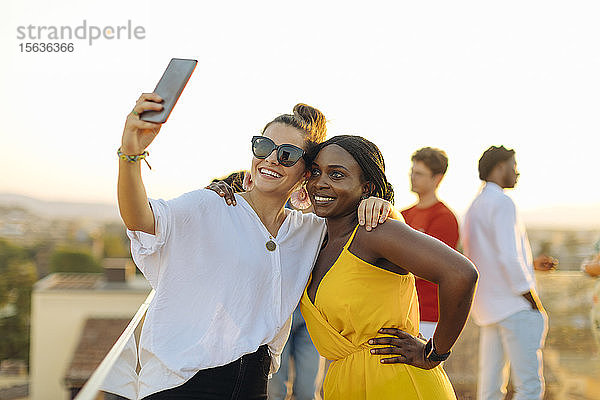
[103,233,130,258]
[0,260,37,361]
[0,239,37,362]
[0,240,28,308]
[49,248,102,273]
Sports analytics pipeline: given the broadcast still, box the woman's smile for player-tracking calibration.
[307,144,366,218]
[258,167,282,179]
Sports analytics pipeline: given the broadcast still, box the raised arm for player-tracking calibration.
[365,220,478,365]
[118,93,164,234]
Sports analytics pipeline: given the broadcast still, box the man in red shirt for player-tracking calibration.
[401,147,459,340]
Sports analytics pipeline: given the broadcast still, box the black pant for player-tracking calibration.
[143,345,271,400]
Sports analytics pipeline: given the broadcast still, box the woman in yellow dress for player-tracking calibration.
[301,135,478,399]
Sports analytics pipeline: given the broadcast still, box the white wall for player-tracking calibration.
[29,284,150,400]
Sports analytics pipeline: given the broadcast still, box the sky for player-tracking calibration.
[2,0,599,223]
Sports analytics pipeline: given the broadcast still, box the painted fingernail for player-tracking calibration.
[370,349,375,354]
[359,220,364,225]
[227,199,231,205]
[368,340,374,344]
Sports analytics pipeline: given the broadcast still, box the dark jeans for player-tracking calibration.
[144,345,271,400]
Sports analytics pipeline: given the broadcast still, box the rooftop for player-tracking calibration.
[34,273,151,292]
[64,318,130,387]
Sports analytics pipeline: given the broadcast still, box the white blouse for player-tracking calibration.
[125,190,326,399]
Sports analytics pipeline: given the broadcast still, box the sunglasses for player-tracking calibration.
[251,136,305,167]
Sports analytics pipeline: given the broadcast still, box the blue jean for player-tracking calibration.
[268,308,321,400]
[478,309,548,400]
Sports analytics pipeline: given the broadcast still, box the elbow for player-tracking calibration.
[453,260,479,294]
[470,264,479,289]
[436,258,478,309]
[437,260,478,293]
[462,259,479,287]
[466,263,479,289]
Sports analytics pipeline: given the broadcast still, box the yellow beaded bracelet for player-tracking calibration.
[117,147,152,169]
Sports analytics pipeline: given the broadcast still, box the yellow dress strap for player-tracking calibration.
[343,225,360,251]
[299,224,367,361]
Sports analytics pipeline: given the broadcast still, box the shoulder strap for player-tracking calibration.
[343,225,360,251]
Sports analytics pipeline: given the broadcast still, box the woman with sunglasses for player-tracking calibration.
[298,135,478,399]
[117,94,393,400]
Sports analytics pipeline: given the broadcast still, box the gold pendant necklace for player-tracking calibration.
[266,236,277,252]
[245,194,279,252]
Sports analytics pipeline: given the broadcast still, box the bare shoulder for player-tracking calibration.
[355,219,418,247]
[355,218,456,261]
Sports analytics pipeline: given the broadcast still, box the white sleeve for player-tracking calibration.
[127,198,171,288]
[492,198,535,295]
[266,316,293,376]
[127,190,213,288]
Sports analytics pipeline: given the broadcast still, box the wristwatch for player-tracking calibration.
[424,338,451,362]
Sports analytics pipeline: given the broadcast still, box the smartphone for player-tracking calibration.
[140,58,197,123]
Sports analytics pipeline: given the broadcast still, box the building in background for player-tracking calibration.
[29,259,150,400]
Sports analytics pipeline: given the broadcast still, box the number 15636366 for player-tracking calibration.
[19,42,74,52]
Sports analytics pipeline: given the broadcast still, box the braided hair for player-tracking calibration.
[310,135,394,205]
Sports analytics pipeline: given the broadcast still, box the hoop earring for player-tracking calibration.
[242,172,254,191]
[290,185,311,210]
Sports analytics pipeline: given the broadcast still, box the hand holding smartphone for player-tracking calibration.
[140,58,197,123]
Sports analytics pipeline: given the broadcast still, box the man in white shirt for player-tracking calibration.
[462,146,548,400]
